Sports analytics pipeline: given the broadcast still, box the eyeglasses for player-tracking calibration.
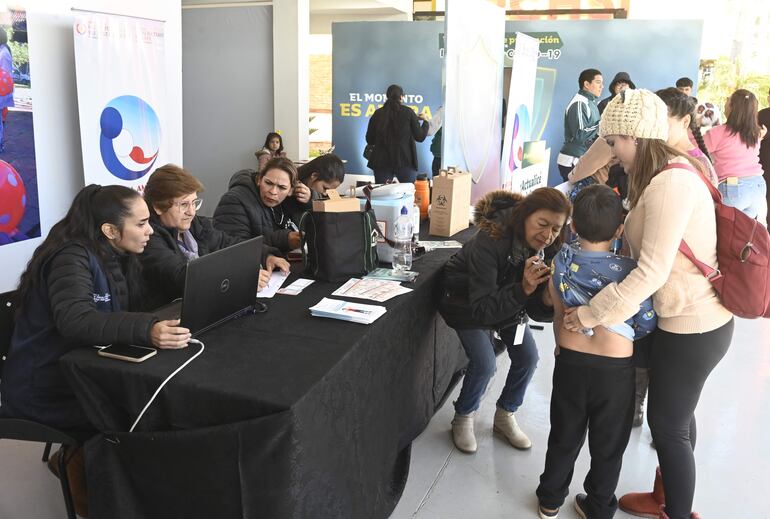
[172,198,203,212]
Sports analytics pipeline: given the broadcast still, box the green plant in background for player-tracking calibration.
[309,115,318,137]
[6,28,28,73]
[699,56,770,114]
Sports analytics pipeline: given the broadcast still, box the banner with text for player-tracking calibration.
[73,11,168,191]
[501,32,543,193]
[332,22,442,180]
[332,20,702,187]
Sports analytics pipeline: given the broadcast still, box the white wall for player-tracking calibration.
[273,0,309,161]
[0,0,183,293]
[182,5,274,216]
[310,12,409,34]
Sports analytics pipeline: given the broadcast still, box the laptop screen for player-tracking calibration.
[180,236,263,335]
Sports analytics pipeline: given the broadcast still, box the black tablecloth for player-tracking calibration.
[60,230,472,519]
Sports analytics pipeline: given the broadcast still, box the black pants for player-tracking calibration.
[431,156,441,178]
[537,348,634,519]
[558,164,573,182]
[648,320,733,519]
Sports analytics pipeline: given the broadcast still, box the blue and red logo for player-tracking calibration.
[99,95,161,181]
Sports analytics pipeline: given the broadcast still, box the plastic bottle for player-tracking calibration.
[392,206,413,271]
[412,203,420,243]
[414,175,430,219]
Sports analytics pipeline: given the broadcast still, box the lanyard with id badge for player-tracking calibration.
[510,248,544,346]
[512,311,528,346]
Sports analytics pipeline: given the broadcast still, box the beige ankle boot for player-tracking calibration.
[493,406,532,450]
[451,413,477,453]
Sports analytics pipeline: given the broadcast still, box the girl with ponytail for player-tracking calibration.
[365,83,430,183]
[2,184,192,517]
[3,185,191,431]
[656,87,719,185]
[704,89,767,224]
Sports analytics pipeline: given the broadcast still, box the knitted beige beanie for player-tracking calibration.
[599,88,669,140]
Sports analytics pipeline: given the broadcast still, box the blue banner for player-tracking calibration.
[332,19,703,186]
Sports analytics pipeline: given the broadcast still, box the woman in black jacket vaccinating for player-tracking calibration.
[439,187,570,454]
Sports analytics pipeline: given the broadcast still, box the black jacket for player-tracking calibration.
[759,107,770,178]
[213,170,294,252]
[281,195,312,228]
[0,244,156,429]
[365,104,429,170]
[439,191,557,330]
[141,215,243,309]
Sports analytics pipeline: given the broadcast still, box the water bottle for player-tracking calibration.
[392,206,413,271]
[412,203,420,243]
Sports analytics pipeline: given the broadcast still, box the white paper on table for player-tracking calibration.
[277,278,315,296]
[257,270,290,298]
[331,278,412,302]
[419,240,463,252]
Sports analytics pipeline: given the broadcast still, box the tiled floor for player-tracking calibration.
[1,317,768,518]
[390,317,770,519]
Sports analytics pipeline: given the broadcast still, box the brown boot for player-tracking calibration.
[65,447,89,518]
[618,466,665,518]
[48,446,89,518]
[47,447,63,478]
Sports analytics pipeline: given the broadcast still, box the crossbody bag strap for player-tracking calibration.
[362,183,397,248]
[659,162,724,283]
[659,161,722,203]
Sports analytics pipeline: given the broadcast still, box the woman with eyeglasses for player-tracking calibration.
[213,157,302,253]
[141,164,289,309]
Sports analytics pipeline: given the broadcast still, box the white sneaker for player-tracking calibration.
[538,504,559,519]
[493,406,532,450]
[451,413,477,453]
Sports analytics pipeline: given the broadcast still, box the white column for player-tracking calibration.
[273,0,310,161]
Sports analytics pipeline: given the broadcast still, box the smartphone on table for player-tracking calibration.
[98,344,157,363]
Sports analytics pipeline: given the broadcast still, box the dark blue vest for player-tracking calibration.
[0,247,119,429]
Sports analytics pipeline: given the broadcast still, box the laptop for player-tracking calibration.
[153,236,263,336]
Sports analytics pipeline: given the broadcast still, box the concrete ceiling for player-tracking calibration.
[181,0,412,15]
[309,0,411,15]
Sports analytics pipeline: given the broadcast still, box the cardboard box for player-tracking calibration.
[429,169,472,237]
[312,190,360,213]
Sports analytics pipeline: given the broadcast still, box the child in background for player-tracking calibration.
[536,184,656,519]
[255,132,288,172]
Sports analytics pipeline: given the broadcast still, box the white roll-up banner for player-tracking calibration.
[73,11,167,191]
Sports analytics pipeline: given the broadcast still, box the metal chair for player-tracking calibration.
[0,290,80,519]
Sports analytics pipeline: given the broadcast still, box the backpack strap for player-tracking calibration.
[677,240,723,282]
[659,162,724,283]
[659,161,722,203]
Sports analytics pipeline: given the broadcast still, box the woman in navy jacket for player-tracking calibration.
[0,185,191,518]
[1,185,190,431]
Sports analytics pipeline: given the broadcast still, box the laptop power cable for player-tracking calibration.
[129,338,205,433]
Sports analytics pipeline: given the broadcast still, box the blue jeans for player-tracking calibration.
[718,175,767,224]
[454,325,539,415]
